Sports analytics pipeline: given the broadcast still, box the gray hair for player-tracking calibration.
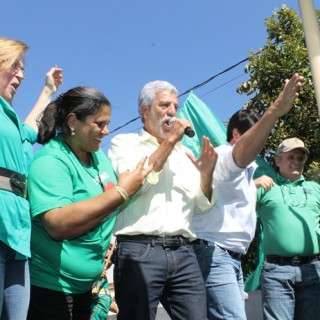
[138,80,178,122]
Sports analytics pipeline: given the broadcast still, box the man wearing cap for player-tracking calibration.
[256,137,320,320]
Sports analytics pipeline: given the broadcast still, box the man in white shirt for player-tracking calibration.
[192,73,304,320]
[108,80,217,320]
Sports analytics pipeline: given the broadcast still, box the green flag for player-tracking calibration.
[178,91,227,157]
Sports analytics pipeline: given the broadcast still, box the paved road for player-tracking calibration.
[108,290,263,319]
[246,290,263,320]
[154,291,263,320]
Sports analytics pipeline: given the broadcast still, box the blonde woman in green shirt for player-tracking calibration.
[0,37,62,319]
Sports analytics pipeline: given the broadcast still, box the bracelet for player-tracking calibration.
[114,185,129,202]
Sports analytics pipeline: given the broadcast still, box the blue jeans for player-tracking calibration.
[193,242,246,320]
[113,240,207,320]
[262,261,320,320]
[0,241,30,320]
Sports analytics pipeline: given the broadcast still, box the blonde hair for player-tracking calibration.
[0,37,29,72]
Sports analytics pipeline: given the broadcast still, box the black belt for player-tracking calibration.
[192,239,209,245]
[266,255,320,266]
[192,239,243,259]
[0,167,27,198]
[116,234,192,247]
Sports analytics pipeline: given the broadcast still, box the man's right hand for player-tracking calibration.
[269,73,304,119]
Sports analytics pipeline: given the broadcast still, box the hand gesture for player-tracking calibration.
[186,136,217,176]
[117,156,153,197]
[270,73,303,118]
[45,65,63,93]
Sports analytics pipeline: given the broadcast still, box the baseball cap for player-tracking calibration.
[276,137,309,155]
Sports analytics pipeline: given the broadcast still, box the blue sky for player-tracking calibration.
[1,1,308,152]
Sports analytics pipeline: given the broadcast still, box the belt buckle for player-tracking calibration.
[162,237,181,247]
[9,172,27,198]
[291,256,302,266]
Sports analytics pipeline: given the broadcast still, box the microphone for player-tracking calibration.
[168,117,195,138]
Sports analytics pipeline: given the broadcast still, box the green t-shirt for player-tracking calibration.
[0,97,37,258]
[28,135,117,293]
[257,173,320,256]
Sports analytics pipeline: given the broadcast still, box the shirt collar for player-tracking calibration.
[276,172,305,186]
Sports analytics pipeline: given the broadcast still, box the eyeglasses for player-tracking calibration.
[10,61,26,78]
[280,185,308,208]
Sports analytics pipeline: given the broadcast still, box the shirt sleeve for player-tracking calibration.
[28,155,74,219]
[22,123,38,144]
[214,145,243,181]
[195,186,217,212]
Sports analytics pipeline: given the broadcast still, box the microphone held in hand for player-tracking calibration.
[184,127,195,138]
[168,117,195,138]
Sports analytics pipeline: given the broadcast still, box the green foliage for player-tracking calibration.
[237,5,320,177]
[238,5,320,279]
[305,161,320,182]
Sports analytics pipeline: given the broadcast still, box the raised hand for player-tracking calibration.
[270,73,304,118]
[186,136,217,201]
[45,65,63,93]
[186,136,217,176]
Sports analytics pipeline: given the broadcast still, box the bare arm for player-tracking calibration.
[233,73,303,168]
[41,187,128,240]
[24,65,63,131]
[40,157,153,240]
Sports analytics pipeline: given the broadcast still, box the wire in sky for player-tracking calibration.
[200,73,246,98]
[178,57,249,98]
[109,116,140,134]
[109,56,251,134]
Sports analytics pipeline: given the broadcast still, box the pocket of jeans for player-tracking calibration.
[179,244,196,261]
[214,244,229,258]
[118,242,151,261]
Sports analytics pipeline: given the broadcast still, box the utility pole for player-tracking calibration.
[299,0,320,118]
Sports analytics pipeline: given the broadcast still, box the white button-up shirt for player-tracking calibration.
[108,129,216,240]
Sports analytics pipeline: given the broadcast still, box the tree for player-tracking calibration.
[237,5,320,281]
[237,5,320,177]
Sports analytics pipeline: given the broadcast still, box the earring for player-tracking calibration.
[70,127,75,136]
